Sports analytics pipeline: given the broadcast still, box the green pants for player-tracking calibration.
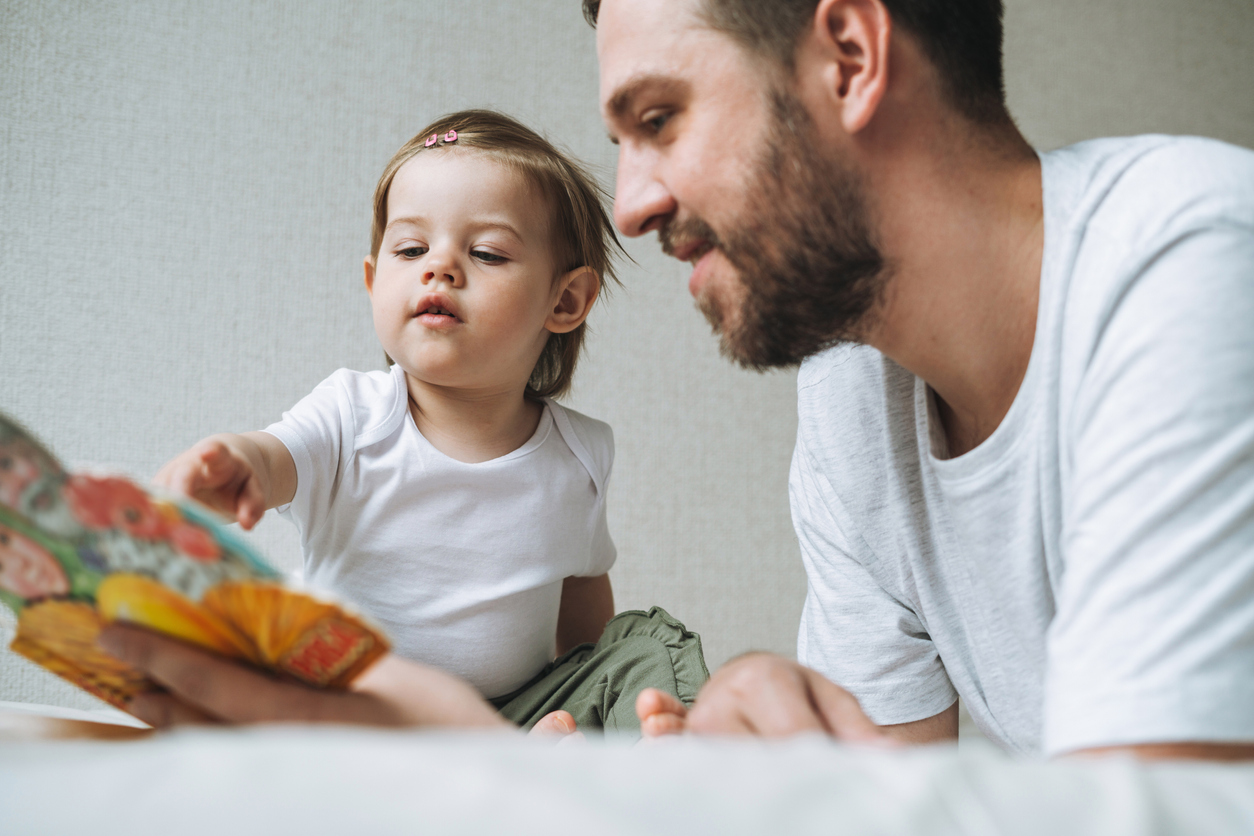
[490,606,709,735]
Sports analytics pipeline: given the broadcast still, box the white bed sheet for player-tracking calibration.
[2,722,1253,835]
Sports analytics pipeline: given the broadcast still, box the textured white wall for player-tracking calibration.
[2,0,1252,710]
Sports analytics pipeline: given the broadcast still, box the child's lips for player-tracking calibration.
[415,311,461,328]
[413,294,462,326]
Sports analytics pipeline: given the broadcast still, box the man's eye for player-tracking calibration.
[397,246,427,258]
[472,250,505,263]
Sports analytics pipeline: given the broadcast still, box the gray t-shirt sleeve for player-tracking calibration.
[792,431,958,726]
[1045,204,1254,754]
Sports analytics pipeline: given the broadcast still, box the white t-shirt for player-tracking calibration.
[792,135,1254,757]
[263,364,616,697]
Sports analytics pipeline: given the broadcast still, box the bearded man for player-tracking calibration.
[98,0,1254,762]
[593,0,1254,760]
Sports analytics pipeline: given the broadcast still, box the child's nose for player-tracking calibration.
[423,269,459,285]
[421,253,464,286]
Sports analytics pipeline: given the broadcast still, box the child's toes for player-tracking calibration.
[641,711,687,738]
[636,688,689,738]
[555,730,587,747]
[530,709,578,737]
[635,687,687,723]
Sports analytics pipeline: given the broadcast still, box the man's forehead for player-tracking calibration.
[595,0,709,110]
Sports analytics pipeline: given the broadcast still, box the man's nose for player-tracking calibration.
[613,148,675,238]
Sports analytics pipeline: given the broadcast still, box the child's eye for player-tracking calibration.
[472,250,506,264]
[643,110,672,134]
[396,246,428,259]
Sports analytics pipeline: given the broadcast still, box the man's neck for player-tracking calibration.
[404,374,543,464]
[863,122,1044,457]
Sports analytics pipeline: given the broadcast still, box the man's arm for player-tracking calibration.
[1078,742,1254,761]
[638,653,956,743]
[1044,169,1254,759]
[97,623,510,729]
[881,700,958,744]
[648,660,1254,759]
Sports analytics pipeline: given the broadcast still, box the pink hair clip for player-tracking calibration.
[424,133,438,147]
[442,130,458,143]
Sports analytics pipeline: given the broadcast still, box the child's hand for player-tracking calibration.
[154,435,268,529]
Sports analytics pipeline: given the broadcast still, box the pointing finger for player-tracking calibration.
[237,473,267,530]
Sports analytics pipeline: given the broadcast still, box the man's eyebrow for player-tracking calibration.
[606,73,678,122]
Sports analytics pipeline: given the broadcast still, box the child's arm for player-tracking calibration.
[153,432,296,530]
[555,573,614,655]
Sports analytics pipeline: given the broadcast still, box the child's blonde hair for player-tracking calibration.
[371,109,624,400]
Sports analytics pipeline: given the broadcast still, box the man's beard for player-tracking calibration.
[661,90,888,370]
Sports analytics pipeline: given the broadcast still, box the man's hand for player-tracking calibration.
[638,653,960,744]
[98,623,509,729]
[638,653,891,742]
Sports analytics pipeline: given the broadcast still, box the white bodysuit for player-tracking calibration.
[265,363,615,698]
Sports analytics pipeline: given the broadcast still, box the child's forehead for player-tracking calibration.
[385,150,554,246]
[391,150,542,214]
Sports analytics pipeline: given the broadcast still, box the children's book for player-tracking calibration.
[0,411,389,709]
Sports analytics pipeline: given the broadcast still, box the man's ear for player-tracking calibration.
[545,267,600,334]
[363,256,375,296]
[810,0,891,134]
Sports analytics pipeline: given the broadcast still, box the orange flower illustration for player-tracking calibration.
[168,522,222,562]
[63,475,168,539]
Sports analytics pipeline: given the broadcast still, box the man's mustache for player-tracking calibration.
[659,215,724,260]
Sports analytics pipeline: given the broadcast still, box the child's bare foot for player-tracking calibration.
[636,688,688,738]
[529,709,586,744]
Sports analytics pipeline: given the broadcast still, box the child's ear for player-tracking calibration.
[545,267,600,335]
[363,256,376,296]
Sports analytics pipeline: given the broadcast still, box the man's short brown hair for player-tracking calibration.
[583,0,1009,126]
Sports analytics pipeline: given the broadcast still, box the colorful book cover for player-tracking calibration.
[0,411,389,709]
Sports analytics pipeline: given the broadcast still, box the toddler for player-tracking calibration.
[156,110,706,733]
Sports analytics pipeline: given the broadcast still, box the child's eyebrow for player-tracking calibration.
[385,216,525,243]
[385,216,427,233]
[469,221,525,243]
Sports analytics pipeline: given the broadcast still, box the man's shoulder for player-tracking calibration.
[797,344,913,415]
[1043,136,1254,359]
[796,345,919,478]
[1049,135,1254,245]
